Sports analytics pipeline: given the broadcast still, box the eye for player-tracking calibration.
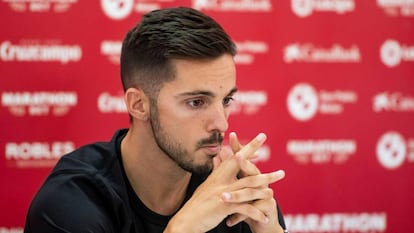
[187,98,205,108]
[223,96,234,107]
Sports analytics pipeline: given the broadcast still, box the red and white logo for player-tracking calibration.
[101,40,122,64]
[380,39,414,67]
[376,131,407,169]
[287,83,319,121]
[291,0,355,18]
[287,83,357,121]
[101,0,134,20]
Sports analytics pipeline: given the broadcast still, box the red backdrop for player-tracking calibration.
[1,1,414,232]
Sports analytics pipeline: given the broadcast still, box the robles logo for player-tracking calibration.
[376,131,414,170]
[291,0,355,18]
[5,141,75,168]
[380,39,414,67]
[287,83,357,121]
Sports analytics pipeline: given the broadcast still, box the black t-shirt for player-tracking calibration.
[24,129,286,233]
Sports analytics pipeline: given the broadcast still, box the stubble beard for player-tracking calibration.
[149,102,221,176]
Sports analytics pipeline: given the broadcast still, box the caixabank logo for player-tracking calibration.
[376,131,414,170]
[287,83,358,121]
[284,43,361,63]
[291,0,355,18]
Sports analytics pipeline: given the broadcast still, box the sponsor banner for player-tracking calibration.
[234,40,269,65]
[230,90,268,115]
[97,92,126,113]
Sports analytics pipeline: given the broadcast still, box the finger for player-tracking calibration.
[229,132,242,153]
[236,133,266,160]
[226,203,269,225]
[228,170,285,190]
[236,154,260,177]
[221,187,273,203]
[226,214,248,227]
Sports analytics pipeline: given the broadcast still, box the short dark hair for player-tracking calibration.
[120,7,237,98]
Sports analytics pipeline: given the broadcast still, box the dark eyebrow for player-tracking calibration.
[177,87,238,98]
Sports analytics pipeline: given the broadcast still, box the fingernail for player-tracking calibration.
[256,133,266,142]
[222,192,231,201]
[275,170,285,178]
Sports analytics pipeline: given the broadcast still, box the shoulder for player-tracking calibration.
[24,129,131,232]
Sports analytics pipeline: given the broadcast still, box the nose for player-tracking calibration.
[206,103,229,133]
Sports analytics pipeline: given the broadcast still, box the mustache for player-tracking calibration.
[197,132,224,148]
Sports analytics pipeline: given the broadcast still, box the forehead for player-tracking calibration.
[165,54,237,95]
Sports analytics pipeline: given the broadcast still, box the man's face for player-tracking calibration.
[150,54,237,175]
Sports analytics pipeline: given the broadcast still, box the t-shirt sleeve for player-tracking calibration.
[24,173,116,233]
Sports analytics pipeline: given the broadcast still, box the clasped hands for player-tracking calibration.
[166,132,285,233]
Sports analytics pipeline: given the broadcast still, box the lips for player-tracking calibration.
[201,144,221,154]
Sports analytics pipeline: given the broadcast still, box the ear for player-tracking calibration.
[124,87,150,121]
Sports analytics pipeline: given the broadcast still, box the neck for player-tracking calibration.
[121,127,191,215]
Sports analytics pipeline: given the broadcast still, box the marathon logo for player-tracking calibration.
[377,0,414,17]
[1,91,78,117]
[287,139,356,164]
[0,41,82,63]
[193,0,272,12]
[100,40,122,64]
[230,90,268,115]
[4,0,78,13]
[285,212,387,232]
[284,43,361,63]
[5,141,75,168]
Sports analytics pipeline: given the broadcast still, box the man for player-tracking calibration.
[24,7,287,233]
